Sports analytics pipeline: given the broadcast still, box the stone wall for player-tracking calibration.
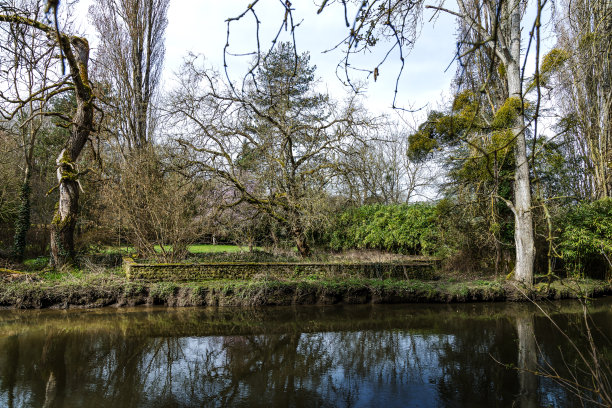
[123,258,439,282]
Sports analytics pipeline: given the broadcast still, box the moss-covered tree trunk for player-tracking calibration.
[12,170,31,262]
[50,150,80,266]
[48,37,94,267]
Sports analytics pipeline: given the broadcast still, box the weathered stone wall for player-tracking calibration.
[123,258,439,282]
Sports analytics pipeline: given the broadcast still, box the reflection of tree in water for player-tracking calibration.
[0,328,69,408]
[212,333,333,406]
[0,335,19,408]
[432,316,521,406]
[0,327,183,407]
[40,330,67,408]
[516,315,538,408]
[1,303,611,407]
[530,307,612,407]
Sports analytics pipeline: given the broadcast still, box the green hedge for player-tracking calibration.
[327,204,438,255]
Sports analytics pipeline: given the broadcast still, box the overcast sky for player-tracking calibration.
[73,0,459,122]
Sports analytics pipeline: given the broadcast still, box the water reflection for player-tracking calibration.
[517,315,537,408]
[0,300,610,407]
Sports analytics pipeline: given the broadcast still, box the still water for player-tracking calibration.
[1,299,611,407]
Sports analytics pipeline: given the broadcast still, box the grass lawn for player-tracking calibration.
[186,244,262,253]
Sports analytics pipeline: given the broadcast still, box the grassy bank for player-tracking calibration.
[1,268,609,309]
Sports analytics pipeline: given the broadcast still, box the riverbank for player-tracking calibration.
[0,269,610,309]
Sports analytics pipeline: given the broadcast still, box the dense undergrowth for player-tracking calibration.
[323,199,612,279]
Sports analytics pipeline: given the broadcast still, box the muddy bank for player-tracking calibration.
[0,275,610,309]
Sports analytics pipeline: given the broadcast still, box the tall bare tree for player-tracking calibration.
[432,0,536,284]
[89,0,168,151]
[320,0,537,284]
[552,0,611,199]
[0,1,95,267]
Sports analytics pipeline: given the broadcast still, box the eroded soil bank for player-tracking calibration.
[1,274,609,309]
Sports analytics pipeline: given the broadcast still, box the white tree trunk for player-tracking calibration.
[507,0,535,286]
[516,315,538,407]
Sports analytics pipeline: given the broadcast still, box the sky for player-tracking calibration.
[72,0,459,123]
[70,0,555,127]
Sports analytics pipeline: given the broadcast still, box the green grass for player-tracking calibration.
[187,245,262,253]
[23,257,49,271]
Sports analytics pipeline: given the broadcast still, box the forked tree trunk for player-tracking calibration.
[507,0,535,286]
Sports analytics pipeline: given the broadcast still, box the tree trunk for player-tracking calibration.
[49,36,94,267]
[12,169,31,262]
[293,226,310,257]
[512,115,535,286]
[507,0,535,286]
[50,150,80,266]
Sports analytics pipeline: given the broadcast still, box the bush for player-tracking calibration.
[558,198,612,278]
[327,203,438,255]
[101,147,205,262]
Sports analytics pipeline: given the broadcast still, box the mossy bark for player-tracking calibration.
[292,225,310,258]
[0,14,94,268]
[49,36,94,267]
[50,152,80,266]
[12,172,31,262]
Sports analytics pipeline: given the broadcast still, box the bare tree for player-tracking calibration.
[89,0,168,152]
[169,44,370,256]
[101,145,204,261]
[0,1,95,267]
[320,0,537,284]
[430,0,536,284]
[552,0,611,199]
[337,123,436,204]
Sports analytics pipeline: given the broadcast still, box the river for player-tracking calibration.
[1,298,611,407]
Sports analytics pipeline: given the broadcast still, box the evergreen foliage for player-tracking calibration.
[327,204,438,255]
[558,199,612,277]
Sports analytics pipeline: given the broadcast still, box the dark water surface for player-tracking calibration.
[1,298,612,407]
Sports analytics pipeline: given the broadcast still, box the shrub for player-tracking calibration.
[558,198,612,278]
[327,203,438,255]
[101,147,205,262]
